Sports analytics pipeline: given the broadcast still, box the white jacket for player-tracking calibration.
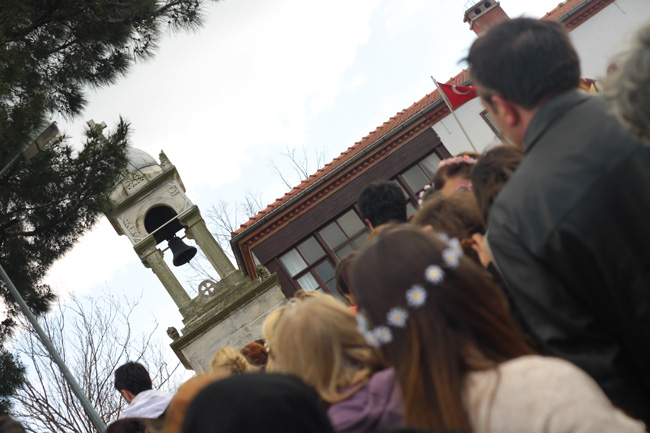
[118,389,173,419]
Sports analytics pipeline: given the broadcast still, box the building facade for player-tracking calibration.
[231,0,650,299]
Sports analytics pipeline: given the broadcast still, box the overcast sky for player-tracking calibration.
[42,0,574,349]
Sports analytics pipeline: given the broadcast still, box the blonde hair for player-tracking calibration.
[269,294,380,403]
[165,375,217,433]
[210,347,257,378]
[261,306,287,370]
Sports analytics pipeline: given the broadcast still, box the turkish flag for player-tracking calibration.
[438,83,479,109]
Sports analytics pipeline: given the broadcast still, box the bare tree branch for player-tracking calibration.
[11,292,183,433]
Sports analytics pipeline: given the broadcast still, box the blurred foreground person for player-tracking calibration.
[181,373,335,433]
[0,417,26,433]
[106,418,164,433]
[351,226,645,433]
[608,19,650,143]
[467,18,650,422]
[165,375,216,433]
[269,294,403,433]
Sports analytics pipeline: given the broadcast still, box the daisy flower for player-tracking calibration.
[364,331,380,347]
[448,238,463,256]
[387,307,409,328]
[356,313,369,335]
[443,248,460,268]
[424,265,444,284]
[406,284,427,308]
[374,326,393,344]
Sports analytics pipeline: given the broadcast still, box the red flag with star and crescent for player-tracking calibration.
[437,83,479,109]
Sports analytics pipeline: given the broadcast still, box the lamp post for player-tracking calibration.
[0,122,107,432]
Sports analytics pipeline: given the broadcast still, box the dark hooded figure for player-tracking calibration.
[181,373,335,433]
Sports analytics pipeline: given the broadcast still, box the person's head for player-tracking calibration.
[411,191,485,264]
[358,181,407,229]
[471,144,524,225]
[182,373,335,433]
[351,225,533,431]
[115,362,153,403]
[165,375,217,433]
[0,417,27,433]
[335,251,358,306]
[210,347,258,378]
[240,341,268,368]
[607,20,650,144]
[467,18,580,146]
[430,154,478,197]
[268,294,380,404]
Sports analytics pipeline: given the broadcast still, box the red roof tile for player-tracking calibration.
[542,0,590,21]
[233,0,601,237]
[232,70,471,235]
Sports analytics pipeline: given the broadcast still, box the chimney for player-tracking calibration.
[463,1,510,36]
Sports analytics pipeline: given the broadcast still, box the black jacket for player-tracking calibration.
[488,90,650,424]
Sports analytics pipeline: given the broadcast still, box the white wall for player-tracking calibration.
[570,0,650,79]
[432,0,650,157]
[432,98,503,155]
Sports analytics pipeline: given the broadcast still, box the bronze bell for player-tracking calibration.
[168,235,197,266]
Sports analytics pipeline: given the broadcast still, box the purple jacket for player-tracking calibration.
[327,368,404,433]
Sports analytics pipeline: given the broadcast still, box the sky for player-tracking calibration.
[43,0,569,359]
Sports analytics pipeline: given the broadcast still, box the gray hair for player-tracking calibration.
[607,20,650,144]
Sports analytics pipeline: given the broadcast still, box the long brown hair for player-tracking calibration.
[350,226,533,431]
[470,145,523,224]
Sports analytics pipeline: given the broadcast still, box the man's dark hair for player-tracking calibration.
[114,362,152,396]
[466,18,580,109]
[358,181,407,227]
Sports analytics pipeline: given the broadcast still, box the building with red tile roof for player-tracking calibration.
[230,0,643,298]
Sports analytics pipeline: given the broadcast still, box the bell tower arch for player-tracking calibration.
[105,148,286,373]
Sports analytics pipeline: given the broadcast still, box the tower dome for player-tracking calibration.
[125,147,161,173]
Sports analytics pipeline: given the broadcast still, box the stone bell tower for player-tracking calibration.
[106,148,286,373]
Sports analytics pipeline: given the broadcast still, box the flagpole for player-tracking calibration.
[431,76,477,152]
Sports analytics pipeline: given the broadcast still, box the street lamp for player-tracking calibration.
[0,122,107,432]
[0,120,60,177]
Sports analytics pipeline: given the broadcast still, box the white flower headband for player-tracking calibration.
[356,235,463,347]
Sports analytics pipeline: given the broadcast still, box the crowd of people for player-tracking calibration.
[4,16,650,433]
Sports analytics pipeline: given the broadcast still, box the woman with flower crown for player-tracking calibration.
[266,293,404,433]
[350,225,645,433]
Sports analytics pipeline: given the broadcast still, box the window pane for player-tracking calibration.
[401,165,430,193]
[337,210,365,237]
[297,273,320,292]
[420,153,441,179]
[335,244,355,260]
[296,237,325,265]
[314,261,335,284]
[326,279,344,300]
[279,249,307,277]
[407,202,417,217]
[319,222,347,249]
[353,231,369,248]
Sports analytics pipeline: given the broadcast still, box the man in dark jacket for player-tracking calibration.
[467,18,650,423]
